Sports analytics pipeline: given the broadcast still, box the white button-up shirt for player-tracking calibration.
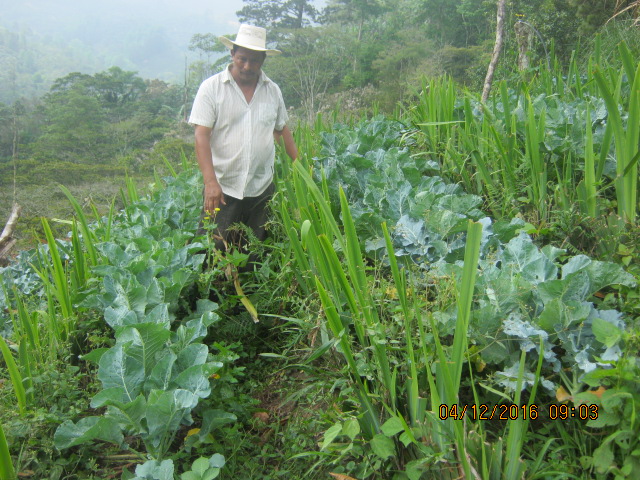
[188,66,288,199]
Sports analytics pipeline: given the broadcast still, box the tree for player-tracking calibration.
[92,67,147,108]
[612,0,640,23]
[482,0,506,102]
[568,0,633,34]
[37,83,109,163]
[237,0,319,29]
[188,33,229,85]
[323,0,387,40]
[266,27,343,122]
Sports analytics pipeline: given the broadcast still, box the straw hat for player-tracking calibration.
[219,24,282,56]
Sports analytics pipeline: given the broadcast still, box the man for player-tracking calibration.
[189,24,297,263]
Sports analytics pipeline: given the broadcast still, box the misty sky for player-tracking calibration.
[0,0,245,38]
[0,0,327,88]
[0,0,248,81]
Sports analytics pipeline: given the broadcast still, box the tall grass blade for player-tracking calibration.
[338,189,393,396]
[38,218,72,319]
[161,155,178,178]
[314,277,380,438]
[13,292,39,358]
[504,338,545,478]
[451,221,483,393]
[0,421,16,480]
[125,173,140,204]
[317,234,366,346]
[594,55,640,223]
[429,220,483,477]
[58,184,98,266]
[17,339,35,405]
[580,106,598,217]
[0,335,27,417]
[382,222,420,425]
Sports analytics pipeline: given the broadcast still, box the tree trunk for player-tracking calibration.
[0,203,21,266]
[482,0,507,102]
[515,21,533,71]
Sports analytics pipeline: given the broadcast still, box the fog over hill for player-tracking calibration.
[0,0,244,102]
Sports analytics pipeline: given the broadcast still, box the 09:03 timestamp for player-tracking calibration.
[438,403,599,421]
[549,403,598,420]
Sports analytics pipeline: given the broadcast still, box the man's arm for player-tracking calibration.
[194,125,226,211]
[274,125,298,161]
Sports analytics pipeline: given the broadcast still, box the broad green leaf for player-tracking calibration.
[103,395,148,433]
[537,298,592,331]
[104,305,138,328]
[143,303,171,326]
[196,409,236,438]
[587,409,620,428]
[54,416,123,449]
[176,344,209,373]
[81,347,109,365]
[116,323,172,376]
[208,453,225,469]
[370,433,396,459]
[399,431,414,447]
[134,459,174,480]
[191,457,210,475]
[91,386,129,407]
[585,260,636,293]
[405,459,428,480]
[592,443,614,474]
[98,344,145,402]
[537,271,591,304]
[502,235,557,283]
[592,316,623,348]
[380,416,404,437]
[181,454,223,480]
[321,422,343,450]
[172,365,211,399]
[342,418,360,441]
[561,255,592,278]
[145,351,177,393]
[146,389,198,450]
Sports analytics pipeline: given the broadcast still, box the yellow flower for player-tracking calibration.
[214,207,221,212]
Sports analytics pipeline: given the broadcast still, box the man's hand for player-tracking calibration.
[194,125,226,213]
[274,125,298,161]
[204,180,226,213]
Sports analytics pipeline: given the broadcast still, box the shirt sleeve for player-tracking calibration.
[273,84,288,131]
[188,78,217,128]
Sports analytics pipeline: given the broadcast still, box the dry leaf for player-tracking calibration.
[253,411,270,423]
[329,474,359,480]
[589,386,606,399]
[555,385,572,403]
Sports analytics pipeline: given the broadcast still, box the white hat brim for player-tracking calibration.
[219,36,281,56]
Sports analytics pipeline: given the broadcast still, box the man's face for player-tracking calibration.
[230,47,266,85]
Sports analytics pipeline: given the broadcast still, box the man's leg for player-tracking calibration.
[242,183,275,242]
[197,184,274,270]
[197,192,243,254]
[238,183,275,271]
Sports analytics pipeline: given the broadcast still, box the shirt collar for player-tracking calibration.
[222,64,270,85]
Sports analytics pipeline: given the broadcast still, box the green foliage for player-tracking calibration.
[180,454,225,480]
[237,0,319,29]
[0,421,15,480]
[280,116,639,478]
[568,0,633,35]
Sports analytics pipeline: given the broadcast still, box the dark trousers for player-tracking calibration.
[197,183,275,267]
